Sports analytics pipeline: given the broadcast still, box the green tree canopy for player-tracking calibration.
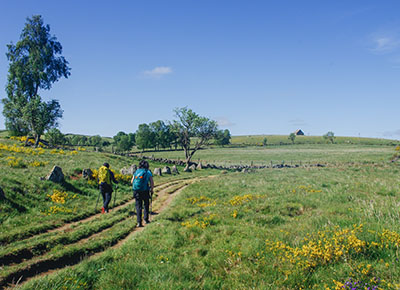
[135,124,156,151]
[323,131,335,144]
[289,133,296,144]
[214,129,231,146]
[150,120,173,150]
[2,15,70,146]
[113,131,134,152]
[45,128,65,147]
[171,107,218,165]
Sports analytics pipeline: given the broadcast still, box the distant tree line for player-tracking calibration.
[44,128,111,148]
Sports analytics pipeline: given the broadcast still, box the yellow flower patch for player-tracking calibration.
[229,194,257,206]
[181,214,217,229]
[187,196,217,207]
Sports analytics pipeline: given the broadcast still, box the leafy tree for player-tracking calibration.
[45,128,65,147]
[102,140,111,147]
[113,131,134,152]
[214,129,231,146]
[135,124,156,151]
[78,136,88,146]
[128,133,136,146]
[263,137,268,146]
[21,95,63,145]
[171,107,218,165]
[2,15,70,146]
[323,131,335,144]
[89,135,102,147]
[289,133,296,144]
[150,120,172,150]
[115,135,133,152]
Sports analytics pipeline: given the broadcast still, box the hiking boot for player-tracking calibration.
[136,223,143,228]
[101,207,105,214]
[145,219,151,224]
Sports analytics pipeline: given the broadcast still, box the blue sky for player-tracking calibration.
[0,0,399,138]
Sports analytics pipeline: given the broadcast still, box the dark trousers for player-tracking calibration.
[134,190,150,224]
[100,183,113,212]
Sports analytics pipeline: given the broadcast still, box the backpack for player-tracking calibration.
[133,168,148,191]
[98,166,111,185]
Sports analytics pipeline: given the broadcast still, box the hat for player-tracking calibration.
[103,162,110,168]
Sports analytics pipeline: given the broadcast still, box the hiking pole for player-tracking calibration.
[113,185,118,211]
[149,192,153,222]
[95,191,101,212]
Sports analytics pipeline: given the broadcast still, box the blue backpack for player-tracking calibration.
[132,169,149,191]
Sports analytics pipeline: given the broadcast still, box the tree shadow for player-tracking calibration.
[59,181,83,194]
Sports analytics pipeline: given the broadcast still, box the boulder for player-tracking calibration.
[171,165,179,174]
[154,168,162,176]
[82,168,93,180]
[183,165,191,172]
[189,164,196,171]
[0,186,5,200]
[120,164,137,175]
[46,166,64,183]
[161,166,171,174]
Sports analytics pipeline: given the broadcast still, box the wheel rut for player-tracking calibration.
[2,177,207,289]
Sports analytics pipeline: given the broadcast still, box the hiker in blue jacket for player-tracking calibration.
[131,160,154,227]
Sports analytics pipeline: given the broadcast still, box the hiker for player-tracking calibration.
[98,162,118,213]
[131,160,154,227]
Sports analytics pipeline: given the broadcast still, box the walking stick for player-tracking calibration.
[95,190,101,212]
[113,185,118,210]
[149,191,153,222]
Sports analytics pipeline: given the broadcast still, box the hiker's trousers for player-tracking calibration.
[134,190,150,224]
[100,182,113,212]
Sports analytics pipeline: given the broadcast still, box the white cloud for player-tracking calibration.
[370,33,400,54]
[216,117,235,128]
[143,66,173,78]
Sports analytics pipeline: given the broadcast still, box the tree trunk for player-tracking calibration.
[35,134,41,147]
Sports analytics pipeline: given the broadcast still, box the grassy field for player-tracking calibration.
[1,135,400,289]
[0,136,221,288]
[20,162,400,289]
[231,135,397,146]
[146,144,394,166]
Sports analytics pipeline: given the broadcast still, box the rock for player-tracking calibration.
[189,164,196,171]
[0,186,5,200]
[183,165,191,172]
[171,165,179,174]
[130,164,137,174]
[46,166,64,183]
[196,163,203,170]
[120,165,137,175]
[161,166,171,174]
[241,168,250,173]
[154,168,162,176]
[82,168,93,179]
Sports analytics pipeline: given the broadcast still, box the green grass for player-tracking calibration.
[20,162,400,289]
[2,134,400,289]
[231,134,397,146]
[0,137,217,242]
[146,144,394,166]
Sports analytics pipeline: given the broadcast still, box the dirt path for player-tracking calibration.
[4,177,205,289]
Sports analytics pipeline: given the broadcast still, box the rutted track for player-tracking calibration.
[0,177,204,289]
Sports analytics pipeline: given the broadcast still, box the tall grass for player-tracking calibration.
[21,162,400,289]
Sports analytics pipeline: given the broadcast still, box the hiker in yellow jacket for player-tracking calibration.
[98,162,118,213]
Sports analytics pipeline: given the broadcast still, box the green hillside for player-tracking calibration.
[231,134,397,146]
[1,134,400,289]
